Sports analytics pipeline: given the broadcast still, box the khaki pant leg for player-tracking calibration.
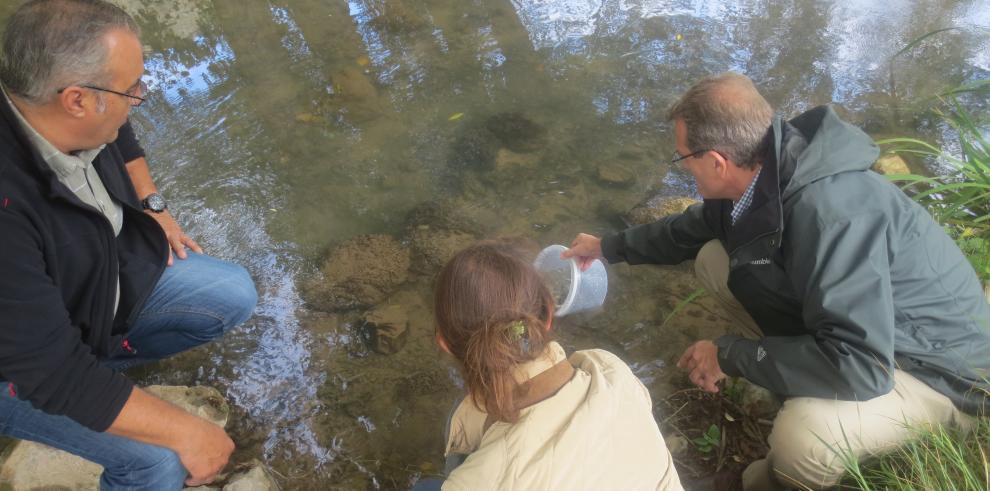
[693,240,762,339]
[743,369,974,490]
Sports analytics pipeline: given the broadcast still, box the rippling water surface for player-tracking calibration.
[1,0,987,488]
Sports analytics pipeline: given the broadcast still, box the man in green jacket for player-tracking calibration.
[564,72,990,489]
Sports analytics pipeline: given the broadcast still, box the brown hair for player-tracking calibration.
[667,72,773,169]
[434,240,555,423]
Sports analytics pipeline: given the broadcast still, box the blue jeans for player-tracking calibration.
[0,253,257,490]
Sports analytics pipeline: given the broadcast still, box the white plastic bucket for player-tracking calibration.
[533,244,608,317]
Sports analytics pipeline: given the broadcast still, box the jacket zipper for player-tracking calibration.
[121,339,137,355]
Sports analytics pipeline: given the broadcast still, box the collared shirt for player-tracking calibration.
[731,167,762,226]
[3,86,123,316]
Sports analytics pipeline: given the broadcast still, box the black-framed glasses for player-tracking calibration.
[57,80,148,107]
[670,149,708,165]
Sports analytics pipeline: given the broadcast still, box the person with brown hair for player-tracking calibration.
[414,240,683,491]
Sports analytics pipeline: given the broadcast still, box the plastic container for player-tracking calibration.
[533,244,608,317]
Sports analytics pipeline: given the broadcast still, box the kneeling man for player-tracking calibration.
[566,72,990,489]
[0,0,257,488]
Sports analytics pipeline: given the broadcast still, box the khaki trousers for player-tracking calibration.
[694,240,974,490]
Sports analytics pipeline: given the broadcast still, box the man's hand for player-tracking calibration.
[677,340,726,393]
[561,233,604,272]
[124,156,202,266]
[109,388,234,486]
[175,417,235,486]
[149,210,203,266]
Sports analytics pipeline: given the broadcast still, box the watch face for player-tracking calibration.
[145,193,167,212]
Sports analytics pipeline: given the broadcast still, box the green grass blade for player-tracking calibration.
[891,27,963,60]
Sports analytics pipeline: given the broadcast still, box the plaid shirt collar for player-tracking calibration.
[731,167,762,226]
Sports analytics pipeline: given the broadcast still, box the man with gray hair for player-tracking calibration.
[565,72,990,489]
[0,0,257,488]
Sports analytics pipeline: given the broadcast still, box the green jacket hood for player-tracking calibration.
[779,105,880,200]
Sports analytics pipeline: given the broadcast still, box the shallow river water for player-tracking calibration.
[1,0,988,489]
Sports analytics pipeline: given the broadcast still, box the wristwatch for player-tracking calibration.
[141,193,168,213]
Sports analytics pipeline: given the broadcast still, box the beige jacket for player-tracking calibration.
[443,342,683,491]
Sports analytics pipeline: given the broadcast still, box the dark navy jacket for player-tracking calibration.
[0,95,167,431]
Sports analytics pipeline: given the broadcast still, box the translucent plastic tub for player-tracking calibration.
[533,244,608,317]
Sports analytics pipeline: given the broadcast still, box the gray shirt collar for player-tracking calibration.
[1,86,105,177]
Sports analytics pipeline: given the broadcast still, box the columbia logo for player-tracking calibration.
[756,346,767,362]
[750,257,771,265]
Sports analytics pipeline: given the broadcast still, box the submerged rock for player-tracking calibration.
[624,195,699,226]
[596,162,636,188]
[407,226,477,273]
[368,1,428,33]
[360,303,411,355]
[448,113,548,172]
[484,112,548,154]
[448,123,500,171]
[403,199,495,237]
[494,148,540,171]
[332,67,378,102]
[303,235,411,312]
[303,68,383,123]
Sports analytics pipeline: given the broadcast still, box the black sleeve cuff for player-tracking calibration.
[600,233,625,264]
[715,335,745,377]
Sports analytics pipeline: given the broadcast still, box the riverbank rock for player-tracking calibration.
[222,461,280,491]
[665,435,688,455]
[596,162,636,188]
[725,378,781,417]
[872,153,910,175]
[146,385,230,427]
[302,235,411,312]
[0,386,233,491]
[624,195,699,226]
[360,303,410,355]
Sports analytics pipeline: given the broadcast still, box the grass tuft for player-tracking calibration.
[840,420,990,491]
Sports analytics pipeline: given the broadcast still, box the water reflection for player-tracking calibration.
[5,0,986,487]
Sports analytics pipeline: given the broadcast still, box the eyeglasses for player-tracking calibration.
[57,80,148,107]
[670,149,708,166]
